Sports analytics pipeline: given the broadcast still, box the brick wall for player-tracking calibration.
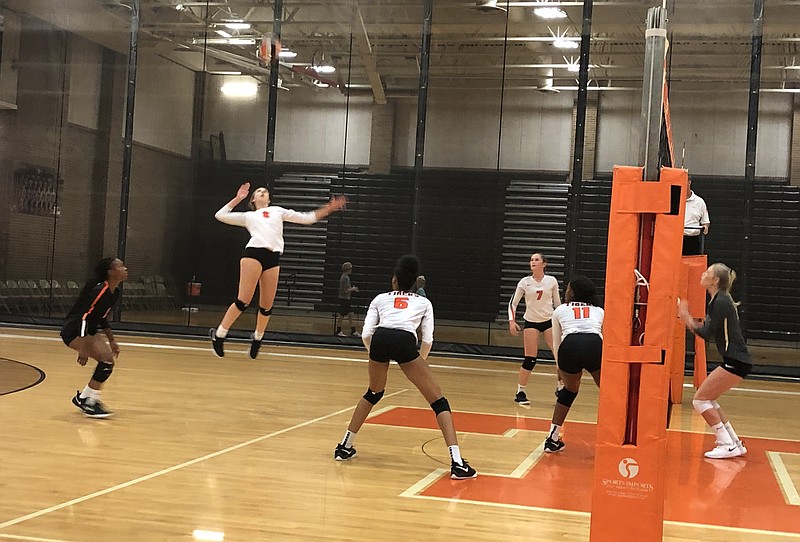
[368,99,395,174]
[0,14,194,291]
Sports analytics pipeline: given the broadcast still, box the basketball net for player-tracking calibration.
[257,33,281,67]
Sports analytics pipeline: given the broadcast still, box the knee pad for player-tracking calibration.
[693,399,716,414]
[521,356,537,371]
[363,388,384,405]
[92,361,114,383]
[430,397,451,415]
[234,298,249,312]
[556,387,578,407]
[259,306,273,316]
[711,400,720,409]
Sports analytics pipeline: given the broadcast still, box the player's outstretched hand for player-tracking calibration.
[236,182,251,200]
[329,195,348,212]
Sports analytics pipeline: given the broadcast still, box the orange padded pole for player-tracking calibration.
[684,256,709,388]
[590,167,687,542]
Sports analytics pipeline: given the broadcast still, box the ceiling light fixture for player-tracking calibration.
[549,27,578,49]
[224,21,250,30]
[278,50,298,59]
[221,81,257,97]
[533,1,567,20]
[214,29,232,38]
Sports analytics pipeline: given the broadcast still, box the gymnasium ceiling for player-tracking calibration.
[4,0,800,98]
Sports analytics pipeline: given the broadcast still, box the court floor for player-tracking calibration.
[0,327,798,541]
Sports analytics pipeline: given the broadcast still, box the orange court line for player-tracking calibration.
[368,407,800,536]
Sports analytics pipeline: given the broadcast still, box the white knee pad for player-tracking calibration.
[712,400,720,409]
[692,399,715,414]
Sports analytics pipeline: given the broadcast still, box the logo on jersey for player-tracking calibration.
[262,211,270,218]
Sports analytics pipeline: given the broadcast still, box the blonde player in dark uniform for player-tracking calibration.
[61,257,129,418]
[508,253,562,405]
[679,263,751,459]
[544,276,604,452]
[210,182,346,358]
[334,255,477,480]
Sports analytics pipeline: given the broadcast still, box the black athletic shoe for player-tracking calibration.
[210,328,225,357]
[334,443,357,461]
[83,399,113,418]
[544,437,565,453]
[72,391,89,413]
[450,460,477,480]
[249,335,263,359]
[514,391,531,405]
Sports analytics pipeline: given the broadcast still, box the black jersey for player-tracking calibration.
[64,281,121,337]
[695,293,751,365]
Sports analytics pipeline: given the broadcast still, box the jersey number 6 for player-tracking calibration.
[394,297,409,309]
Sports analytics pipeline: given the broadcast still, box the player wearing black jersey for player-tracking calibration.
[679,263,751,459]
[61,258,128,418]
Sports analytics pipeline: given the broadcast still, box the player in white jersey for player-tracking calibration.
[209,182,346,358]
[544,276,604,453]
[334,255,477,480]
[508,253,562,405]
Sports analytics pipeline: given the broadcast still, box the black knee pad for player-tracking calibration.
[259,306,273,316]
[363,388,384,405]
[522,356,537,371]
[431,397,451,415]
[234,298,249,311]
[556,387,579,407]
[92,361,114,383]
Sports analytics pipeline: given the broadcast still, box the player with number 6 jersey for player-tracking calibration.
[334,255,477,480]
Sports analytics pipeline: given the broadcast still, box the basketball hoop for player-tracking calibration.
[257,33,281,66]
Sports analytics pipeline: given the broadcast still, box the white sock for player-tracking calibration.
[340,430,356,448]
[216,326,228,338]
[81,386,99,404]
[449,445,463,465]
[712,422,735,446]
[723,421,741,444]
[253,331,264,341]
[517,384,526,394]
[548,423,561,441]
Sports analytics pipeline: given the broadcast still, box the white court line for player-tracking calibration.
[399,492,800,538]
[2,332,800,393]
[0,389,409,531]
[0,535,75,542]
[768,451,800,506]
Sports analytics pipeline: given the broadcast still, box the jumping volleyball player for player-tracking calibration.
[334,255,477,480]
[210,182,346,358]
[61,257,128,418]
[508,252,562,405]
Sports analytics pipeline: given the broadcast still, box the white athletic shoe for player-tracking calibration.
[736,440,747,455]
[704,443,744,459]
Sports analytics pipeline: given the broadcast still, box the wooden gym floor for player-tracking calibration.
[0,326,798,541]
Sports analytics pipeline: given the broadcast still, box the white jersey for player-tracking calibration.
[215,204,318,253]
[684,192,710,236]
[363,290,434,344]
[508,274,561,323]
[552,302,604,338]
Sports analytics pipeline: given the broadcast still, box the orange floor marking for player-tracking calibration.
[369,407,800,535]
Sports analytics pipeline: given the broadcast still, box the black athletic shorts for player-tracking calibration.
[524,319,552,332]
[338,299,351,316]
[721,357,752,378]
[557,333,603,374]
[60,319,94,346]
[242,247,281,271]
[369,328,419,364]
